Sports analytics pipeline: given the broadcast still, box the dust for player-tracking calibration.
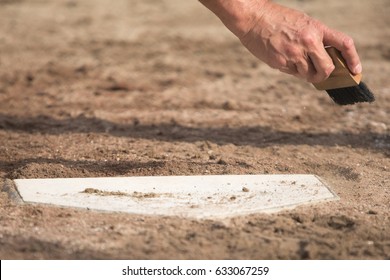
[131,191,173,199]
[81,188,128,196]
[81,188,173,199]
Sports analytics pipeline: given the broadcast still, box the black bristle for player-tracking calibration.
[325,81,375,105]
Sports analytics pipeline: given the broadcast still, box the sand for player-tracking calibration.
[0,0,389,259]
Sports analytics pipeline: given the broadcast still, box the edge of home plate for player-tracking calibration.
[14,174,339,219]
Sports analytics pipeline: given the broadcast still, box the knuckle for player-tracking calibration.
[310,70,330,83]
[267,56,286,70]
[309,62,335,83]
[342,36,355,49]
[324,64,335,77]
[295,59,308,72]
[300,30,317,46]
[285,48,301,61]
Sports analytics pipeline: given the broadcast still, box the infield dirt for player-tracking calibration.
[0,0,389,259]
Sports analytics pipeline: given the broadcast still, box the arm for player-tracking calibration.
[199,0,362,83]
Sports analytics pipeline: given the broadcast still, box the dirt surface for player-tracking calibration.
[0,0,389,259]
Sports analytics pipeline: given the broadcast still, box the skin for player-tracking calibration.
[199,0,362,83]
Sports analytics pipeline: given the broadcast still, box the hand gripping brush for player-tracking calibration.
[313,47,375,105]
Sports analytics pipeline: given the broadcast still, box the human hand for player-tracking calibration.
[200,0,362,83]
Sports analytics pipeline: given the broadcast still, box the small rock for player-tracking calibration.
[222,100,238,110]
[367,210,378,215]
[328,215,355,230]
[217,158,227,165]
[367,121,387,134]
[209,154,216,160]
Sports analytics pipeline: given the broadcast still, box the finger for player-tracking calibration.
[279,67,297,75]
[295,59,317,82]
[279,63,305,81]
[323,27,362,74]
[308,47,335,83]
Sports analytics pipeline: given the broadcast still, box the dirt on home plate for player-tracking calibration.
[0,0,389,260]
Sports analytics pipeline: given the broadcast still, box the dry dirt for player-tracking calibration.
[0,0,389,259]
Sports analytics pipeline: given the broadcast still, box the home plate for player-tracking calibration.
[13,175,338,219]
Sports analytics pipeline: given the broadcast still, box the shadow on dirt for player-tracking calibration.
[0,157,167,179]
[0,113,388,152]
[0,234,112,259]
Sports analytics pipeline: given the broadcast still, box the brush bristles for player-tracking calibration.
[326,82,375,105]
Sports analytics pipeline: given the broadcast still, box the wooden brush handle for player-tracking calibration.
[313,47,362,90]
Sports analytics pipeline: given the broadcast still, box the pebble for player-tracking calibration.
[367,121,387,133]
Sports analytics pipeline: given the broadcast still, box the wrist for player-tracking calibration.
[200,0,270,39]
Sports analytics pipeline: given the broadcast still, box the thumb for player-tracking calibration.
[323,26,362,74]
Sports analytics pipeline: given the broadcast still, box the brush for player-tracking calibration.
[313,46,375,105]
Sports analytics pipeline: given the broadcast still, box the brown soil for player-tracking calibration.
[0,0,389,259]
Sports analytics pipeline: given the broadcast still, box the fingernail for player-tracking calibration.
[354,63,362,74]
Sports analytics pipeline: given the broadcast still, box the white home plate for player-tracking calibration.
[14,175,338,219]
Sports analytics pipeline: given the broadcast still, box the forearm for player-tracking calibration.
[199,0,270,39]
[200,0,361,83]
